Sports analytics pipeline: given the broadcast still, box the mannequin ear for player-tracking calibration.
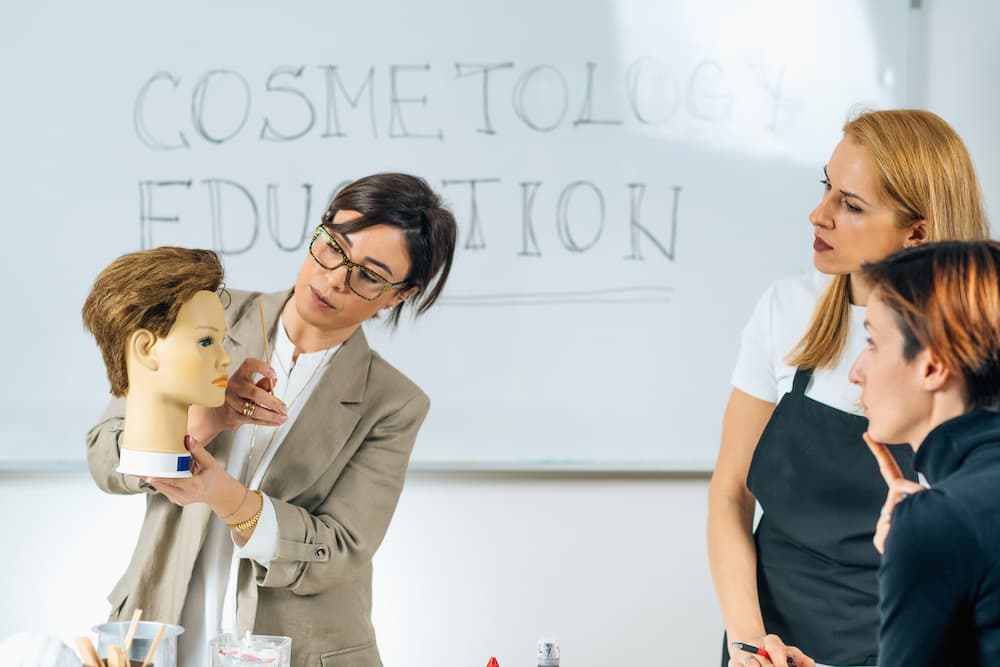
[128,329,160,371]
[904,220,929,248]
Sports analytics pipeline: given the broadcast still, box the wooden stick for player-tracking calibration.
[74,636,102,667]
[257,297,274,394]
[123,608,143,654]
[141,623,167,667]
[108,645,126,667]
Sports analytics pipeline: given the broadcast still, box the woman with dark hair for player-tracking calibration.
[851,240,1000,666]
[86,173,458,667]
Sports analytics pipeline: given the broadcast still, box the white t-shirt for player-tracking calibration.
[731,272,866,414]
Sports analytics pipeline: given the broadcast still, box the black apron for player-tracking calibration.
[721,368,915,667]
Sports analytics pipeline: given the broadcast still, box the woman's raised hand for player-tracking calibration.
[863,432,927,554]
[188,357,287,444]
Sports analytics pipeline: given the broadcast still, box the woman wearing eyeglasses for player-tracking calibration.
[86,173,457,667]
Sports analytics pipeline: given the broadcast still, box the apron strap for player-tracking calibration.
[792,367,813,395]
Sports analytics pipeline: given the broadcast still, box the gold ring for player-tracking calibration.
[242,400,257,418]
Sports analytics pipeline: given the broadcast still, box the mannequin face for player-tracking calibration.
[143,290,232,407]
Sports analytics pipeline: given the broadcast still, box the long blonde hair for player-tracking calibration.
[788,109,989,369]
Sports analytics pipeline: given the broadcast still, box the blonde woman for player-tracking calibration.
[707,110,989,667]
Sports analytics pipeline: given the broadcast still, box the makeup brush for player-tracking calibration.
[122,609,142,655]
[140,624,167,667]
[257,297,274,394]
[74,636,101,667]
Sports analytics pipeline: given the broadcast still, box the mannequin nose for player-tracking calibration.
[219,348,232,370]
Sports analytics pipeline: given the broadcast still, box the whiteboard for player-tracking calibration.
[1,0,922,470]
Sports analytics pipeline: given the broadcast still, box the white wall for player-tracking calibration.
[3,2,997,666]
[0,471,717,666]
[923,0,1000,223]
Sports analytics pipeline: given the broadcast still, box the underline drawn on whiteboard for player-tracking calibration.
[440,286,672,306]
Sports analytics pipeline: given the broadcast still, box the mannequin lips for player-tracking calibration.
[211,375,228,388]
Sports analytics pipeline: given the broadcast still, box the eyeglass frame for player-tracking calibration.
[308,224,410,300]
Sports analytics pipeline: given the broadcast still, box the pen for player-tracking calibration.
[730,641,795,666]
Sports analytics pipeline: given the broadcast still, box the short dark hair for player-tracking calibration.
[82,247,224,396]
[864,240,1000,411]
[322,173,457,327]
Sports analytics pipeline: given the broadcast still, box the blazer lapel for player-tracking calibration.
[214,289,293,469]
[225,289,292,365]
[147,289,297,624]
[261,327,371,501]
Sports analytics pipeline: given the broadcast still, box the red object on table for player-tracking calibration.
[486,657,500,667]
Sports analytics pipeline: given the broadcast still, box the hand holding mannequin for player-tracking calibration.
[85,173,460,667]
[83,247,230,477]
[187,357,286,446]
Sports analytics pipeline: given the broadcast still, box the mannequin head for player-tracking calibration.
[82,247,228,400]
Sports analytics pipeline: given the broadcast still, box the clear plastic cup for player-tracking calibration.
[92,621,184,667]
[209,632,291,666]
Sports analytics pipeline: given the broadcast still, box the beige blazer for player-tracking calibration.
[86,289,429,667]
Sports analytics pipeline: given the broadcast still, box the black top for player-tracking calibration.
[879,411,1000,667]
[738,368,915,666]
